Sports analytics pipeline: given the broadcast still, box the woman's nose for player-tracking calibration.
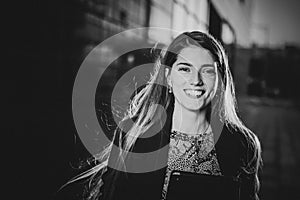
[190,70,203,86]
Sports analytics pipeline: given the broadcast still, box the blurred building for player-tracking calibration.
[63,0,256,96]
[59,0,298,100]
[74,0,254,46]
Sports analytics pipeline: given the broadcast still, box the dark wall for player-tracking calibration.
[9,1,154,199]
[9,1,88,199]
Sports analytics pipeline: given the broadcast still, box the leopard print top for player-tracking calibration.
[161,126,222,200]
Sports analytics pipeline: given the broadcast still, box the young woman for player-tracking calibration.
[72,31,262,200]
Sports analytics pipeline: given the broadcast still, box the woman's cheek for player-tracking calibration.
[172,74,186,86]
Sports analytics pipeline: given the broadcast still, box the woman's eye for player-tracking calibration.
[178,67,191,72]
[201,68,215,74]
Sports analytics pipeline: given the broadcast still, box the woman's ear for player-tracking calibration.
[165,67,172,87]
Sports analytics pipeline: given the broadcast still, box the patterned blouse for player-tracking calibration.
[161,126,222,200]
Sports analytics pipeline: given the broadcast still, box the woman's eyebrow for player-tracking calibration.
[177,62,214,68]
[176,62,193,67]
[201,64,215,67]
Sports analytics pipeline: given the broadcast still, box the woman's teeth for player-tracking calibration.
[184,89,204,98]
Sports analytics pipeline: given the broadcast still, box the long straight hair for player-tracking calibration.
[67,31,262,200]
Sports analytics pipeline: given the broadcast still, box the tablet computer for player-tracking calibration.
[165,170,240,200]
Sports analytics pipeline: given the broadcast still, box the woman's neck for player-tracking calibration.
[172,102,209,135]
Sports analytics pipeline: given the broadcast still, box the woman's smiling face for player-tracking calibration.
[167,45,218,111]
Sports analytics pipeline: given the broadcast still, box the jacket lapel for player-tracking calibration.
[215,126,242,177]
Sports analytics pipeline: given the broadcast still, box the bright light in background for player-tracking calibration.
[148,0,173,44]
[222,23,234,44]
[148,0,209,44]
[172,0,209,37]
[172,2,186,33]
[127,54,135,64]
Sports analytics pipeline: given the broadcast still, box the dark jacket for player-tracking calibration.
[100,106,258,200]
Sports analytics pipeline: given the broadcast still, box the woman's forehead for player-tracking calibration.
[175,46,215,65]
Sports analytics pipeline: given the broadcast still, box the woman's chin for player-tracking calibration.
[182,102,206,111]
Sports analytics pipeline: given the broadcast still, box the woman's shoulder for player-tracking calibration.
[225,124,260,165]
[225,124,257,148]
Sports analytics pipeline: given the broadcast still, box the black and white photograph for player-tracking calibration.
[9,0,300,200]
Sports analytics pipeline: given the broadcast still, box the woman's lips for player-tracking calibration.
[184,89,205,99]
